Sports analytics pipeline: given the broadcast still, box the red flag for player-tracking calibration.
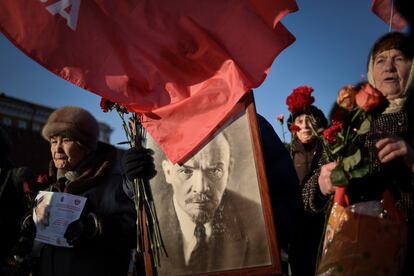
[371,0,407,31]
[0,0,297,163]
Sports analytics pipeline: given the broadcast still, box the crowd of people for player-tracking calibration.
[1,20,414,276]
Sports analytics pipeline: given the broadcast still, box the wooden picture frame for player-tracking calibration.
[145,92,281,275]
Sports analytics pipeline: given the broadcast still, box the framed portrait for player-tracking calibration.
[144,93,281,275]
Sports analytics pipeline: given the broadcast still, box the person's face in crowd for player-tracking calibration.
[294,114,315,144]
[162,134,231,224]
[35,193,52,229]
[372,49,412,100]
[50,136,88,171]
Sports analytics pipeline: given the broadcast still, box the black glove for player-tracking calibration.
[64,213,98,247]
[20,214,36,241]
[9,214,36,266]
[122,147,156,181]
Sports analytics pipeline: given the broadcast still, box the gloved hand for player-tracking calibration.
[122,147,156,181]
[9,214,36,265]
[64,213,98,247]
[20,214,36,241]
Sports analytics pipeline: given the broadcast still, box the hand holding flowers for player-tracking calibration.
[100,98,165,267]
[321,83,386,186]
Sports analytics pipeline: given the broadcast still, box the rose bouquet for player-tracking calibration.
[100,98,165,267]
[321,83,386,186]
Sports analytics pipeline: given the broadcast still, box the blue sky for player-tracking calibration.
[0,0,400,146]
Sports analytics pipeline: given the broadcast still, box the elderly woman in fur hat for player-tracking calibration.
[307,32,414,274]
[23,106,155,276]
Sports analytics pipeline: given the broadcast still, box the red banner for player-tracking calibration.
[371,0,407,31]
[0,0,297,163]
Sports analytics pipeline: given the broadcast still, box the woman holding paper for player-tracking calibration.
[25,106,155,276]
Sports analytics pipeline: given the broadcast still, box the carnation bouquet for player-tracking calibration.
[100,98,165,267]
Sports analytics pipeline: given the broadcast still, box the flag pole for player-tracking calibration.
[389,0,394,32]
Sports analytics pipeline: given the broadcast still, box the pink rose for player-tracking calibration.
[336,85,356,110]
[355,84,385,112]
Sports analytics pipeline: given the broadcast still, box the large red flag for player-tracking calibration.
[371,0,407,31]
[0,0,297,163]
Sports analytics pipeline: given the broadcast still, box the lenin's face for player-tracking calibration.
[162,134,231,224]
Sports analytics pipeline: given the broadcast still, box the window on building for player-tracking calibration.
[32,123,40,132]
[2,117,12,126]
[18,120,27,129]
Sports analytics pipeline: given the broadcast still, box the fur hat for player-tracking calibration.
[288,105,328,129]
[42,106,99,150]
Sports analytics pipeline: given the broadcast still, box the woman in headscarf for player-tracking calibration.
[307,32,414,275]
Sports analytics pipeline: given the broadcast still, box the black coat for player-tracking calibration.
[256,114,302,252]
[36,143,136,276]
[287,139,326,276]
[0,161,32,264]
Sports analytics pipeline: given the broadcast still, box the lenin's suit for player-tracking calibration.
[155,186,271,275]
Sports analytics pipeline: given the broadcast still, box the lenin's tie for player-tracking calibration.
[188,223,208,271]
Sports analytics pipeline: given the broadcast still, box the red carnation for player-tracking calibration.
[289,124,301,133]
[286,86,315,114]
[276,114,284,124]
[100,98,115,113]
[322,121,343,144]
[37,174,49,184]
[23,181,32,194]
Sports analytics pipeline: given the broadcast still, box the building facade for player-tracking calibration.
[0,93,112,173]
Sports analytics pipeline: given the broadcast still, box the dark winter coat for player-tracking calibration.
[36,142,136,276]
[0,161,31,264]
[288,139,326,276]
[256,114,302,253]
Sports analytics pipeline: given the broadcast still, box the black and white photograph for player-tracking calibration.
[148,108,273,275]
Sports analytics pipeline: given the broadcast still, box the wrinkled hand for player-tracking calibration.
[64,213,97,246]
[122,147,156,181]
[318,162,337,196]
[376,136,414,172]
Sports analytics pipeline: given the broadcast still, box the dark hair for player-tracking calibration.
[288,105,328,129]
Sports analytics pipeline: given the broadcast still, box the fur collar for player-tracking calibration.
[49,142,117,194]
